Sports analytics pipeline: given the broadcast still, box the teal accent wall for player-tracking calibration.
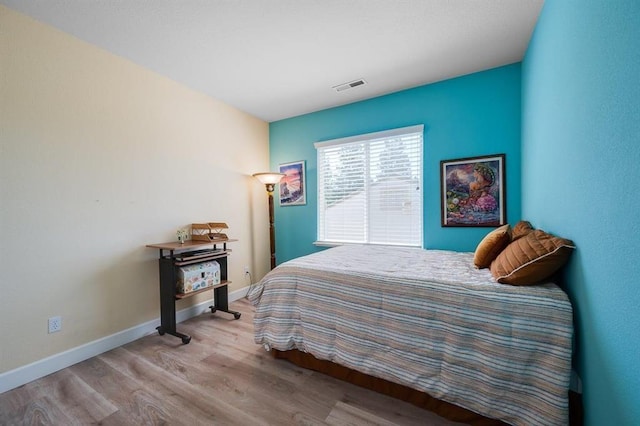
[522,2,640,425]
[269,64,522,263]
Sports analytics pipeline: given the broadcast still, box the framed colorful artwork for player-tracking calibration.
[279,160,306,206]
[440,154,506,227]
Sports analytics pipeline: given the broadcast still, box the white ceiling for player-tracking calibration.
[1,0,544,122]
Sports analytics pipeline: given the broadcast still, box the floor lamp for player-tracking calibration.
[253,172,285,270]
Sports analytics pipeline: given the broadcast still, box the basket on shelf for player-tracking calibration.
[191,222,229,242]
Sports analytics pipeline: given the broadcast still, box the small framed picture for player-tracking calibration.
[441,154,506,227]
[279,160,306,206]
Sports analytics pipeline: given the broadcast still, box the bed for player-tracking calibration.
[247,245,573,426]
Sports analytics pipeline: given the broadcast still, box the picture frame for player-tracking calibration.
[279,160,306,206]
[440,154,506,227]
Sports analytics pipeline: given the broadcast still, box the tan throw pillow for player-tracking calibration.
[473,224,511,269]
[490,229,575,285]
[512,220,534,241]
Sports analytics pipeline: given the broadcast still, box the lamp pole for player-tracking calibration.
[266,182,277,269]
[253,173,285,270]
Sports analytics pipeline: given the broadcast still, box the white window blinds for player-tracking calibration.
[315,125,423,247]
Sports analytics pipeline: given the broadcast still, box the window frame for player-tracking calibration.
[314,125,424,247]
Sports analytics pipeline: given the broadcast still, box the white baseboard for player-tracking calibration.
[0,286,250,394]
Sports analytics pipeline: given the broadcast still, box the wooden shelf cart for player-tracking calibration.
[146,239,240,344]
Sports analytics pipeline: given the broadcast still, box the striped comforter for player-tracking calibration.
[248,245,573,426]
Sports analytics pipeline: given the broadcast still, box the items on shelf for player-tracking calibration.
[176,228,188,243]
[191,222,229,242]
[177,260,220,294]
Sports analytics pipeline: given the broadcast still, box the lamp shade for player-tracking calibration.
[253,172,285,185]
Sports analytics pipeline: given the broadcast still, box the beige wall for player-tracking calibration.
[0,6,271,373]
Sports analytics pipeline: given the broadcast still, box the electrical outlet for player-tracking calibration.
[48,316,62,333]
[244,266,250,275]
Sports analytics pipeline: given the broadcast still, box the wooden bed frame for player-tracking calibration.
[273,349,583,426]
[273,349,507,425]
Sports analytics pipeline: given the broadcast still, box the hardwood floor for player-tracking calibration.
[0,298,465,425]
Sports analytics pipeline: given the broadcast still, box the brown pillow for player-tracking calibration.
[473,224,511,268]
[490,229,575,285]
[512,220,534,241]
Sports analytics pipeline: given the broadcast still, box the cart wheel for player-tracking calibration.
[157,327,165,336]
[234,313,241,320]
[182,336,191,344]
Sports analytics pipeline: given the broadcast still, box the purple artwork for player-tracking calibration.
[441,154,506,227]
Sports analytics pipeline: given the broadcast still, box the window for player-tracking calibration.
[315,125,423,247]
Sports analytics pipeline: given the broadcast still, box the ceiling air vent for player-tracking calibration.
[333,79,367,92]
